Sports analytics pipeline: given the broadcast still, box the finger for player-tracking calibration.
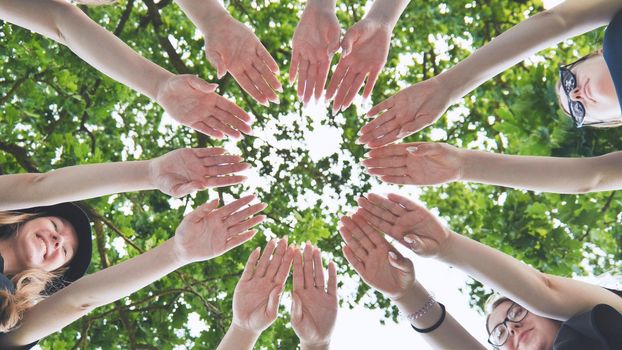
[246,64,279,103]
[274,244,295,284]
[225,229,258,251]
[360,109,397,136]
[215,194,256,217]
[303,242,314,288]
[388,250,413,273]
[240,247,261,281]
[254,60,282,93]
[342,245,365,272]
[215,98,252,123]
[297,59,309,100]
[170,181,204,197]
[366,167,407,176]
[203,175,247,188]
[206,116,241,139]
[289,51,301,84]
[348,214,376,251]
[362,67,381,99]
[340,25,361,57]
[292,248,303,291]
[192,199,220,221]
[233,70,268,106]
[338,221,368,258]
[355,207,393,234]
[303,62,318,104]
[225,203,267,225]
[341,72,366,110]
[366,144,414,158]
[255,239,277,277]
[357,196,399,224]
[332,70,358,112]
[367,193,407,217]
[359,117,402,144]
[191,121,225,139]
[312,247,325,289]
[205,162,250,177]
[387,193,420,211]
[257,43,280,75]
[191,147,225,158]
[327,260,337,296]
[325,59,348,102]
[202,155,243,167]
[265,238,288,279]
[361,156,406,168]
[380,175,413,185]
[315,57,331,100]
[227,215,266,236]
[187,75,219,94]
[367,96,394,117]
[367,128,401,149]
[212,107,252,135]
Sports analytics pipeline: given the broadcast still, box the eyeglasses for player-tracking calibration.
[558,56,610,128]
[487,302,529,347]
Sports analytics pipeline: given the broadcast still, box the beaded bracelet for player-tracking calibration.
[411,303,446,333]
[404,294,437,323]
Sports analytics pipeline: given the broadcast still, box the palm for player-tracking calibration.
[405,151,460,185]
[174,212,226,259]
[360,244,413,299]
[392,210,449,256]
[293,8,340,58]
[151,150,204,197]
[345,21,390,68]
[292,290,337,343]
[233,281,277,331]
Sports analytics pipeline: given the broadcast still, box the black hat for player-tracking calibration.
[604,10,622,115]
[17,203,93,292]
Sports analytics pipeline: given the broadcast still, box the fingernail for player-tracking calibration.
[355,138,363,145]
[364,151,371,157]
[276,85,283,93]
[403,235,414,244]
[407,146,418,153]
[388,251,397,260]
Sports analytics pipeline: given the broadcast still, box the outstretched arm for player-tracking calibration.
[0,195,265,347]
[363,142,622,193]
[0,0,252,138]
[355,193,622,321]
[359,0,622,146]
[339,214,485,349]
[0,148,248,211]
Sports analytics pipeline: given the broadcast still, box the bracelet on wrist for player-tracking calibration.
[411,302,446,333]
[401,294,436,323]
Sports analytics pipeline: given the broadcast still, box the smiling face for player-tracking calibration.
[12,216,79,273]
[557,53,622,126]
[487,301,561,350]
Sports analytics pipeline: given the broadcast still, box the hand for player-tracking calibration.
[203,15,281,106]
[155,74,253,139]
[362,142,463,185]
[291,243,337,349]
[358,77,451,148]
[149,148,249,197]
[326,18,390,113]
[339,214,415,300]
[354,193,451,257]
[232,238,294,333]
[173,195,266,263]
[289,2,341,104]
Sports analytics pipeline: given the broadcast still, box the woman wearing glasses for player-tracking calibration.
[340,193,622,349]
[358,0,622,149]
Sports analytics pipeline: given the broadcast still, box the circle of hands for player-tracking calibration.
[152,1,468,347]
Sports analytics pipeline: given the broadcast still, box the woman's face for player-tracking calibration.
[558,53,621,124]
[487,301,560,350]
[13,216,79,272]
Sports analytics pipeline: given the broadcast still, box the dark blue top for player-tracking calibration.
[604,11,622,115]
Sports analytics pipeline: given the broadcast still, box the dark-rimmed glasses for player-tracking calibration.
[487,302,529,347]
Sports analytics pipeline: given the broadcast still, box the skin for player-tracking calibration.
[1,216,79,275]
[557,53,621,124]
[488,301,561,350]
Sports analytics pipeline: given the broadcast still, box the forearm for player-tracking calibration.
[306,0,336,9]
[365,0,410,29]
[0,160,154,211]
[459,149,622,194]
[216,324,261,350]
[393,282,486,350]
[437,0,621,102]
[1,239,187,346]
[301,343,330,350]
[174,0,231,33]
[0,0,173,99]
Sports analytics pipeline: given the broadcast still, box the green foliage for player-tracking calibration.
[1,0,621,348]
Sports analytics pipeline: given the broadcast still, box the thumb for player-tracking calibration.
[403,234,434,256]
[341,25,362,57]
[206,51,228,79]
[405,143,438,157]
[267,286,283,317]
[388,251,413,273]
[187,75,218,94]
[291,293,303,323]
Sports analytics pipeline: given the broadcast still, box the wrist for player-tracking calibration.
[161,238,191,268]
[306,0,336,10]
[229,322,262,340]
[391,282,428,312]
[300,341,330,350]
[458,149,480,182]
[364,0,409,30]
[198,6,233,35]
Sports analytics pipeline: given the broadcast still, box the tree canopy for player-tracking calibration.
[1,0,621,349]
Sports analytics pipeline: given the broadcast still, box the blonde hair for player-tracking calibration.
[0,212,60,332]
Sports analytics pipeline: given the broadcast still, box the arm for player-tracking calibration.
[291,244,337,350]
[355,192,622,321]
[326,0,410,113]
[174,0,281,106]
[0,148,248,211]
[339,214,485,349]
[359,0,622,147]
[217,238,294,350]
[0,0,252,138]
[0,195,266,347]
[363,142,622,193]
